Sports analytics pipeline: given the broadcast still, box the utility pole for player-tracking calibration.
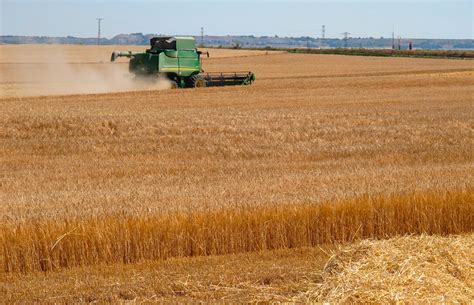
[200,27,204,46]
[392,27,395,49]
[341,32,350,48]
[96,18,104,45]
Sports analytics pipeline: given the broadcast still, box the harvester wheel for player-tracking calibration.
[188,75,207,88]
[169,81,178,89]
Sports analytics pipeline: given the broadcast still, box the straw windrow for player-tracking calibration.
[298,233,474,303]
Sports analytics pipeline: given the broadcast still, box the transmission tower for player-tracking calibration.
[201,27,204,46]
[96,18,104,45]
[341,32,350,48]
[322,25,326,40]
[392,31,395,49]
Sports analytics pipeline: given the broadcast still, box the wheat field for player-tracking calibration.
[1,45,473,302]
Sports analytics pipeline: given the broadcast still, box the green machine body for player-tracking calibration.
[111,36,256,88]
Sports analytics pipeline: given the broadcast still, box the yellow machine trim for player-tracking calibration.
[160,67,197,71]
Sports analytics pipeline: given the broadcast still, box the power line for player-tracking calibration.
[96,18,104,45]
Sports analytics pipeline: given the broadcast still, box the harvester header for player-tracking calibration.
[110,36,256,89]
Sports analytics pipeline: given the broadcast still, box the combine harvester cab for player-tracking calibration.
[110,36,256,89]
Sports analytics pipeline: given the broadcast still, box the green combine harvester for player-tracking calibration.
[110,36,256,89]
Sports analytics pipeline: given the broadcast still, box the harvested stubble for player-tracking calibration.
[298,233,474,303]
[0,247,329,303]
[2,189,472,273]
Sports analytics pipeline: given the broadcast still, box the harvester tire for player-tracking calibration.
[169,81,178,89]
[188,75,207,88]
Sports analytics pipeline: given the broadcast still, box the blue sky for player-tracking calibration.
[1,0,473,39]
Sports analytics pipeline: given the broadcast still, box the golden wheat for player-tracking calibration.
[1,46,473,302]
[2,190,472,273]
[1,71,472,221]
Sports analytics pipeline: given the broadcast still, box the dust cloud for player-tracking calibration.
[0,46,171,98]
